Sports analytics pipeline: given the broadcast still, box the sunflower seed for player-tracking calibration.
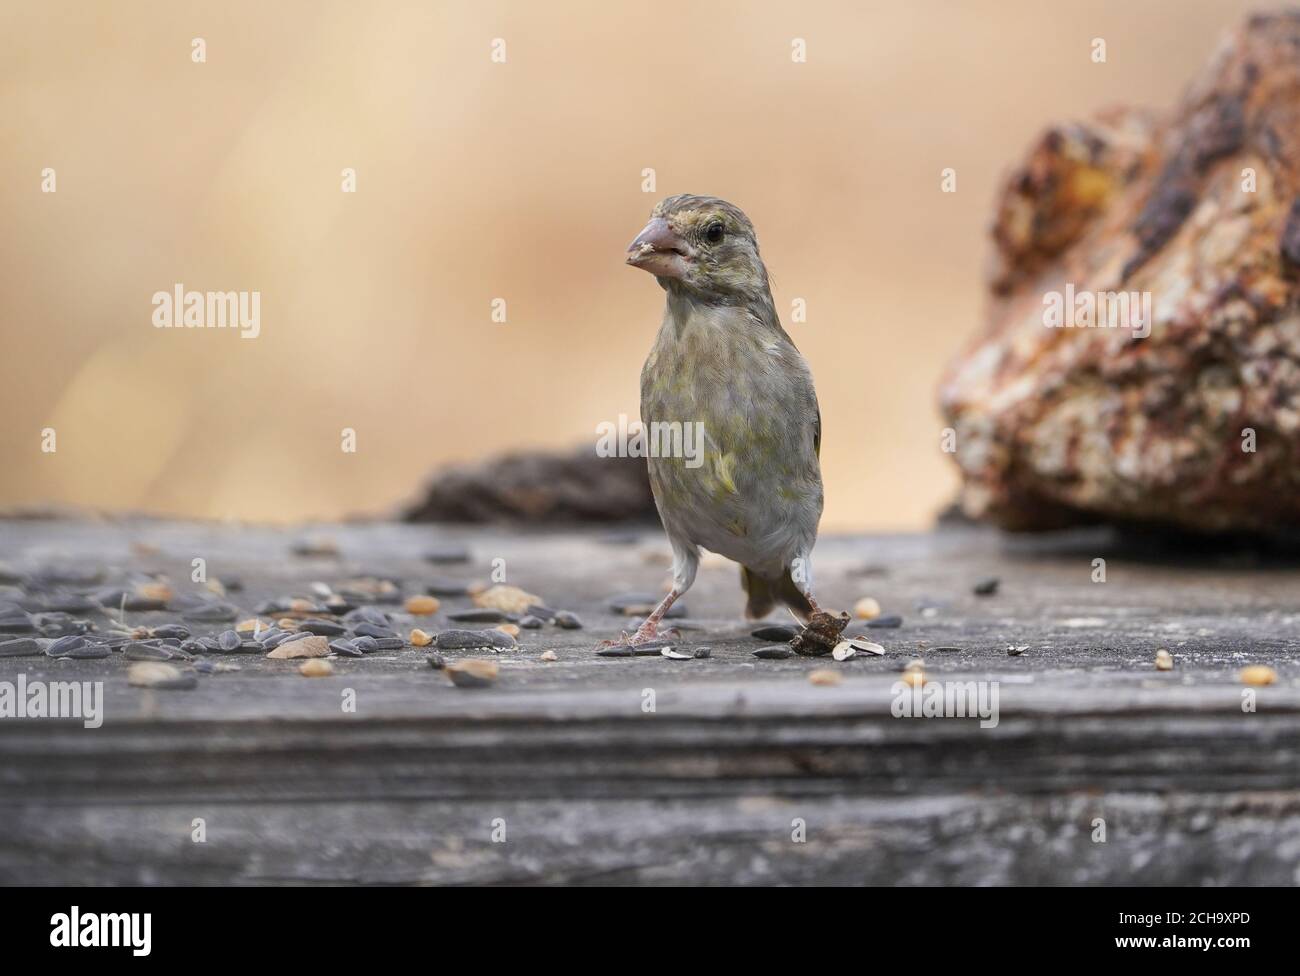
[46,634,88,657]
[753,646,794,660]
[426,652,446,670]
[848,638,886,656]
[973,577,1000,596]
[693,646,712,659]
[866,615,903,629]
[435,629,516,650]
[329,638,363,657]
[423,546,471,564]
[660,647,692,660]
[447,609,509,623]
[353,636,378,653]
[124,641,180,661]
[751,625,797,641]
[297,619,347,636]
[218,630,241,651]
[128,662,198,690]
[831,641,856,661]
[517,615,544,629]
[553,611,583,630]
[0,637,42,657]
[424,578,477,597]
[353,622,399,639]
[447,659,498,688]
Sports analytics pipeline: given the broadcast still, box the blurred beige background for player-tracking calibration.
[0,0,1260,530]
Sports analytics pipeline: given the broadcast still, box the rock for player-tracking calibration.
[941,13,1300,536]
[266,635,330,659]
[127,662,198,690]
[401,447,657,524]
[446,658,499,688]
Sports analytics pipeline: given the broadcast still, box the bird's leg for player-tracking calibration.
[600,588,684,647]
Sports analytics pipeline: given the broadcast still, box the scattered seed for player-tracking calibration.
[660,648,692,660]
[553,611,583,630]
[218,630,241,651]
[128,662,197,690]
[1240,665,1277,687]
[754,645,794,660]
[291,537,339,558]
[518,615,544,629]
[901,668,927,688]
[693,646,712,659]
[847,637,886,656]
[448,609,510,623]
[65,644,111,659]
[136,582,173,603]
[853,597,881,620]
[410,628,433,647]
[184,603,239,623]
[474,585,541,615]
[353,622,399,639]
[371,637,404,651]
[808,669,841,686]
[46,634,88,657]
[751,624,797,641]
[330,638,363,657]
[425,578,479,597]
[1155,649,1174,671]
[1007,645,1028,657]
[495,623,520,638]
[597,646,634,658]
[150,624,191,640]
[404,595,441,616]
[539,649,558,662]
[299,659,335,677]
[0,637,42,658]
[866,615,903,629]
[435,629,516,651]
[447,658,498,688]
[831,641,856,661]
[297,619,347,636]
[423,545,471,564]
[124,641,180,661]
[267,635,330,659]
[426,652,447,670]
[973,577,1000,596]
[353,636,378,653]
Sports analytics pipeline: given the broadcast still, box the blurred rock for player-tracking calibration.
[402,448,657,524]
[943,12,1300,534]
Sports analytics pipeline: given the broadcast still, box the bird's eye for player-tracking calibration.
[704,221,725,244]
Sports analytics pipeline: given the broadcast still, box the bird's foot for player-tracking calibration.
[596,622,680,651]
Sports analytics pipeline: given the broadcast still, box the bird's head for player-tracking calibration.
[626,194,770,305]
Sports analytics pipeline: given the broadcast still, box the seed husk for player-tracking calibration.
[267,635,330,659]
[1007,645,1029,656]
[831,641,857,661]
[410,628,433,647]
[539,649,558,662]
[299,659,335,677]
[808,669,842,686]
[128,662,198,690]
[447,658,498,688]
[495,623,520,638]
[404,595,441,616]
[853,597,882,620]
[1240,665,1277,686]
[1154,649,1174,671]
[660,648,692,660]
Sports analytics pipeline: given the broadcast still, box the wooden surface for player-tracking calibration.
[2,518,1299,884]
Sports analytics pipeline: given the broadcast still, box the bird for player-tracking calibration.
[617,193,827,645]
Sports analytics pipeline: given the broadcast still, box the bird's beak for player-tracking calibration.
[626,217,691,279]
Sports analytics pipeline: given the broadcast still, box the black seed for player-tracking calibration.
[180,640,205,653]
[524,604,557,622]
[47,634,88,656]
[370,637,404,651]
[435,629,515,650]
[0,637,42,658]
[751,625,796,641]
[124,642,177,661]
[184,603,239,623]
[517,615,544,629]
[693,646,712,659]
[353,622,398,639]
[66,644,111,659]
[426,653,447,670]
[330,639,363,657]
[553,611,583,630]
[424,578,477,597]
[932,645,963,653]
[122,597,168,612]
[151,624,192,639]
[218,630,241,651]
[753,646,794,660]
[597,647,634,657]
[423,546,471,565]
[447,609,509,623]
[297,618,347,636]
[866,615,904,629]
[352,636,378,653]
[973,578,1000,596]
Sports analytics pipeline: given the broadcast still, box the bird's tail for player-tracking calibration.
[741,565,815,624]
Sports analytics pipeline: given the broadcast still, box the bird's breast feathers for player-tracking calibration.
[640,303,822,568]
